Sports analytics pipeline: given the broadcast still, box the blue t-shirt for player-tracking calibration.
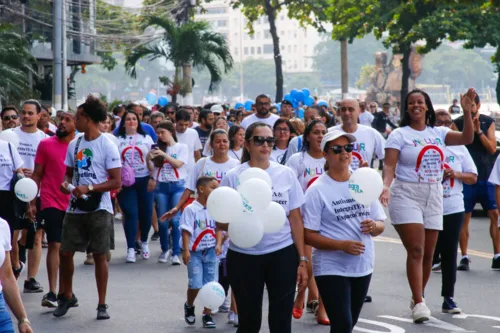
[113,123,157,142]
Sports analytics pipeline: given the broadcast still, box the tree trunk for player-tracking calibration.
[400,47,412,120]
[171,65,182,104]
[182,62,193,105]
[265,0,283,103]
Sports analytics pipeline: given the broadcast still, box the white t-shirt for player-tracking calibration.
[286,152,325,191]
[386,126,450,183]
[240,113,280,130]
[179,201,216,252]
[358,111,374,126]
[228,148,243,161]
[303,174,386,277]
[0,141,24,191]
[154,143,189,182]
[65,134,122,214]
[191,122,199,129]
[285,135,302,163]
[270,147,288,164]
[12,127,48,170]
[487,155,500,193]
[116,134,154,178]
[333,125,385,171]
[221,161,305,255]
[186,157,240,191]
[443,146,477,215]
[176,128,202,174]
[0,218,11,292]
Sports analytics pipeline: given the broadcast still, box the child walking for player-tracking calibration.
[181,176,222,329]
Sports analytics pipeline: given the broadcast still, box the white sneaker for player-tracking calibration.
[233,313,239,327]
[141,242,150,260]
[114,212,122,220]
[412,302,431,323]
[158,251,168,263]
[126,248,136,263]
[228,311,235,324]
[410,297,425,310]
[172,255,181,265]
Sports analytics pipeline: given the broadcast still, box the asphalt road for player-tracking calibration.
[15,214,500,333]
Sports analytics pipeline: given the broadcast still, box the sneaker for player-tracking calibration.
[114,212,122,220]
[492,257,500,270]
[158,251,169,263]
[219,298,230,313]
[24,278,43,293]
[141,242,150,260]
[53,294,78,317]
[228,311,235,324]
[172,255,181,266]
[410,297,425,310]
[97,304,110,320]
[432,262,441,272]
[126,248,136,263]
[233,314,239,327]
[151,231,160,241]
[84,253,94,265]
[457,257,470,271]
[184,303,196,325]
[135,241,142,255]
[442,297,462,314]
[412,302,431,323]
[41,291,58,308]
[13,261,25,280]
[202,314,216,329]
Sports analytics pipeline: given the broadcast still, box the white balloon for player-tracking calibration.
[238,167,272,188]
[348,168,383,206]
[228,212,264,248]
[207,187,244,223]
[14,178,38,202]
[198,281,226,310]
[0,130,19,148]
[239,178,272,212]
[260,201,286,233]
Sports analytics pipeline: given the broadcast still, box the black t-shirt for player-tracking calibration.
[371,111,397,133]
[194,127,211,149]
[454,114,495,180]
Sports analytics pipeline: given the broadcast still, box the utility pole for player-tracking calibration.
[340,39,348,99]
[61,0,68,111]
[53,0,63,110]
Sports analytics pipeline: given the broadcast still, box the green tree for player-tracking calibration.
[356,64,376,88]
[0,24,36,105]
[125,16,233,104]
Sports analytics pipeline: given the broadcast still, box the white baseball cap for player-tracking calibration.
[210,104,223,114]
[320,129,356,151]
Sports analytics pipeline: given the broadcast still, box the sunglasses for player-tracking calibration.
[250,136,275,147]
[329,144,354,154]
[3,115,18,121]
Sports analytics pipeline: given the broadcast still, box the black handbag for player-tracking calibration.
[70,136,103,212]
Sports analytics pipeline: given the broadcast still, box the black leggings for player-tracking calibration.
[316,274,372,333]
[227,245,298,333]
[433,211,464,297]
[218,258,230,297]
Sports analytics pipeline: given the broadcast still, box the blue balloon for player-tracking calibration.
[295,91,305,102]
[304,96,314,107]
[244,101,253,111]
[290,89,299,99]
[158,96,169,107]
[235,102,244,109]
[284,94,292,102]
[318,100,328,107]
[292,99,299,109]
[276,103,281,112]
[302,88,310,98]
[146,92,157,105]
[297,108,305,119]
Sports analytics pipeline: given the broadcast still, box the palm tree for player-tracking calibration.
[0,24,36,105]
[125,16,233,104]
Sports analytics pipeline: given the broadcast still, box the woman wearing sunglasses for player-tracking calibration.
[303,130,386,333]
[218,122,308,333]
[380,89,474,323]
[431,110,477,314]
[286,119,329,323]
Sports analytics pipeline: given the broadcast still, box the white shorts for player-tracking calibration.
[388,179,443,230]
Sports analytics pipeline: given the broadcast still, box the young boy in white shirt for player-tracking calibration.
[181,176,222,329]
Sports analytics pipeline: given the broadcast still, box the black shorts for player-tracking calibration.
[41,208,66,243]
[0,190,19,234]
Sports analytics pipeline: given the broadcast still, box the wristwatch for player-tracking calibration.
[88,184,94,192]
[299,256,309,263]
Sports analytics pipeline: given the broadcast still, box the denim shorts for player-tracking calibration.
[0,293,14,333]
[187,247,218,289]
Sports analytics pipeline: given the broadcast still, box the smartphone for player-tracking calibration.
[151,144,159,150]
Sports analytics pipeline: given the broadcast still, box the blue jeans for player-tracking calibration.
[118,176,154,249]
[154,180,184,255]
[0,293,14,333]
[187,247,218,289]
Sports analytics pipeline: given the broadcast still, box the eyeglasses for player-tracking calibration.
[250,136,275,147]
[257,102,270,106]
[274,128,290,133]
[435,120,453,126]
[2,115,18,121]
[329,144,354,154]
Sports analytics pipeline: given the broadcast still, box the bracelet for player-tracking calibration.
[18,318,30,327]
